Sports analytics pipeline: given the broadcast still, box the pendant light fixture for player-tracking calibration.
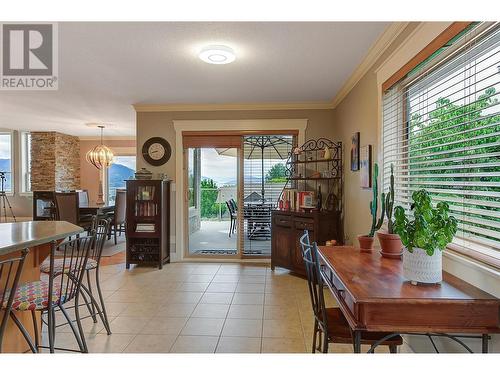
[85,124,114,206]
[86,125,114,169]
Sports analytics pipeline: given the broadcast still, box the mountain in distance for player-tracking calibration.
[108,163,134,189]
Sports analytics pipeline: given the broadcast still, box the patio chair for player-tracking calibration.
[226,200,237,237]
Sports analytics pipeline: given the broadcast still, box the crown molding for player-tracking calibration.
[133,101,334,112]
[78,136,136,141]
[331,22,410,109]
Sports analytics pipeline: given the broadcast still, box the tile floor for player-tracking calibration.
[45,261,412,353]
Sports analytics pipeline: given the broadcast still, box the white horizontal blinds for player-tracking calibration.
[242,135,294,255]
[382,23,500,252]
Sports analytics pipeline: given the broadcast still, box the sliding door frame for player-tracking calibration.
[173,119,308,262]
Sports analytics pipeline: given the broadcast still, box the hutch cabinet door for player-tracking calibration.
[271,215,293,269]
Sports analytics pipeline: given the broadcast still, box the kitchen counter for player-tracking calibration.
[0,221,82,256]
[0,220,83,353]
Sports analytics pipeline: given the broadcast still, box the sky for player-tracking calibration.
[0,134,11,159]
[199,148,287,185]
[114,155,136,169]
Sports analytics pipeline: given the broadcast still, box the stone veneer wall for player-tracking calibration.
[30,132,80,191]
[55,133,80,190]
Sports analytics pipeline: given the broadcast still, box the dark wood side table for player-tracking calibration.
[317,246,500,353]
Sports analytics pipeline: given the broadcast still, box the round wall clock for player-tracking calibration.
[142,137,172,166]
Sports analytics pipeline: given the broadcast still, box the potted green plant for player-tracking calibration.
[377,164,403,258]
[393,190,458,284]
[357,163,385,251]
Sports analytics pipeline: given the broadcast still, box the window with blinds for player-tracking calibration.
[382,23,500,262]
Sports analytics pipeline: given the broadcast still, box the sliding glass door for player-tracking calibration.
[186,147,239,256]
[183,132,295,259]
[241,135,294,256]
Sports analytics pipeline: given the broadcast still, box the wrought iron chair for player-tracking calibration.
[299,231,403,353]
[226,200,237,237]
[0,249,29,353]
[9,234,95,353]
[39,217,112,336]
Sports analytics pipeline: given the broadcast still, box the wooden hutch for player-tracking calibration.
[125,179,171,269]
[271,138,343,276]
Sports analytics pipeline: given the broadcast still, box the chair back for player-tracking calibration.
[76,190,89,207]
[114,190,126,225]
[226,200,235,216]
[55,192,79,225]
[0,249,29,352]
[299,231,328,333]
[89,217,111,264]
[47,233,94,309]
[230,199,238,212]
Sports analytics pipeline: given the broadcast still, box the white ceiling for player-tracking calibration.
[0,22,389,136]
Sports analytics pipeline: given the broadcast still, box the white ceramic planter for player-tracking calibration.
[402,247,442,284]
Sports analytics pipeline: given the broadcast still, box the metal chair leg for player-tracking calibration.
[312,321,318,353]
[86,269,97,323]
[322,331,329,353]
[79,281,111,335]
[31,310,40,350]
[9,311,37,353]
[59,304,85,352]
[95,268,112,335]
[74,293,88,353]
[47,305,55,353]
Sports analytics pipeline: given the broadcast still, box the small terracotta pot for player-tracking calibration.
[357,235,374,252]
[377,231,403,259]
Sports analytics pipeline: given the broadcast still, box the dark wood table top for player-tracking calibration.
[318,246,499,303]
[79,204,114,216]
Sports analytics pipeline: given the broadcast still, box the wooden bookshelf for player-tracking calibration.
[125,179,171,269]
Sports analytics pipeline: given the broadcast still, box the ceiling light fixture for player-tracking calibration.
[199,45,236,65]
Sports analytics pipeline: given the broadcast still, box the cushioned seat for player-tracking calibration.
[39,258,97,274]
[9,281,62,311]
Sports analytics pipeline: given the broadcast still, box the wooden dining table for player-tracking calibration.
[317,246,500,353]
[79,203,114,217]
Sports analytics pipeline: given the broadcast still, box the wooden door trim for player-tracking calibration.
[382,22,472,92]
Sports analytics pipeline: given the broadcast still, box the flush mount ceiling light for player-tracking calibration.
[199,45,236,65]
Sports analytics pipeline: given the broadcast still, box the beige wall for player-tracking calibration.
[80,139,136,204]
[331,23,420,246]
[332,22,500,353]
[136,109,336,179]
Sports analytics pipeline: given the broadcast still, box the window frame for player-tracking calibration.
[19,131,32,195]
[0,129,15,196]
[105,153,136,206]
[382,22,500,270]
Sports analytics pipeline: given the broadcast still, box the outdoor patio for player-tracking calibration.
[188,220,271,256]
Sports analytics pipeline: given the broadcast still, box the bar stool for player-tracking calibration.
[39,218,112,336]
[299,231,403,353]
[0,249,29,353]
[8,234,95,353]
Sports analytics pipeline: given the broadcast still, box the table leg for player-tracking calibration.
[353,330,361,353]
[482,334,489,353]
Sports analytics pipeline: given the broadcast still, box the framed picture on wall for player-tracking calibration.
[360,145,372,189]
[351,132,360,171]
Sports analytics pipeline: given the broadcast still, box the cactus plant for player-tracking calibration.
[385,164,395,234]
[368,163,385,237]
